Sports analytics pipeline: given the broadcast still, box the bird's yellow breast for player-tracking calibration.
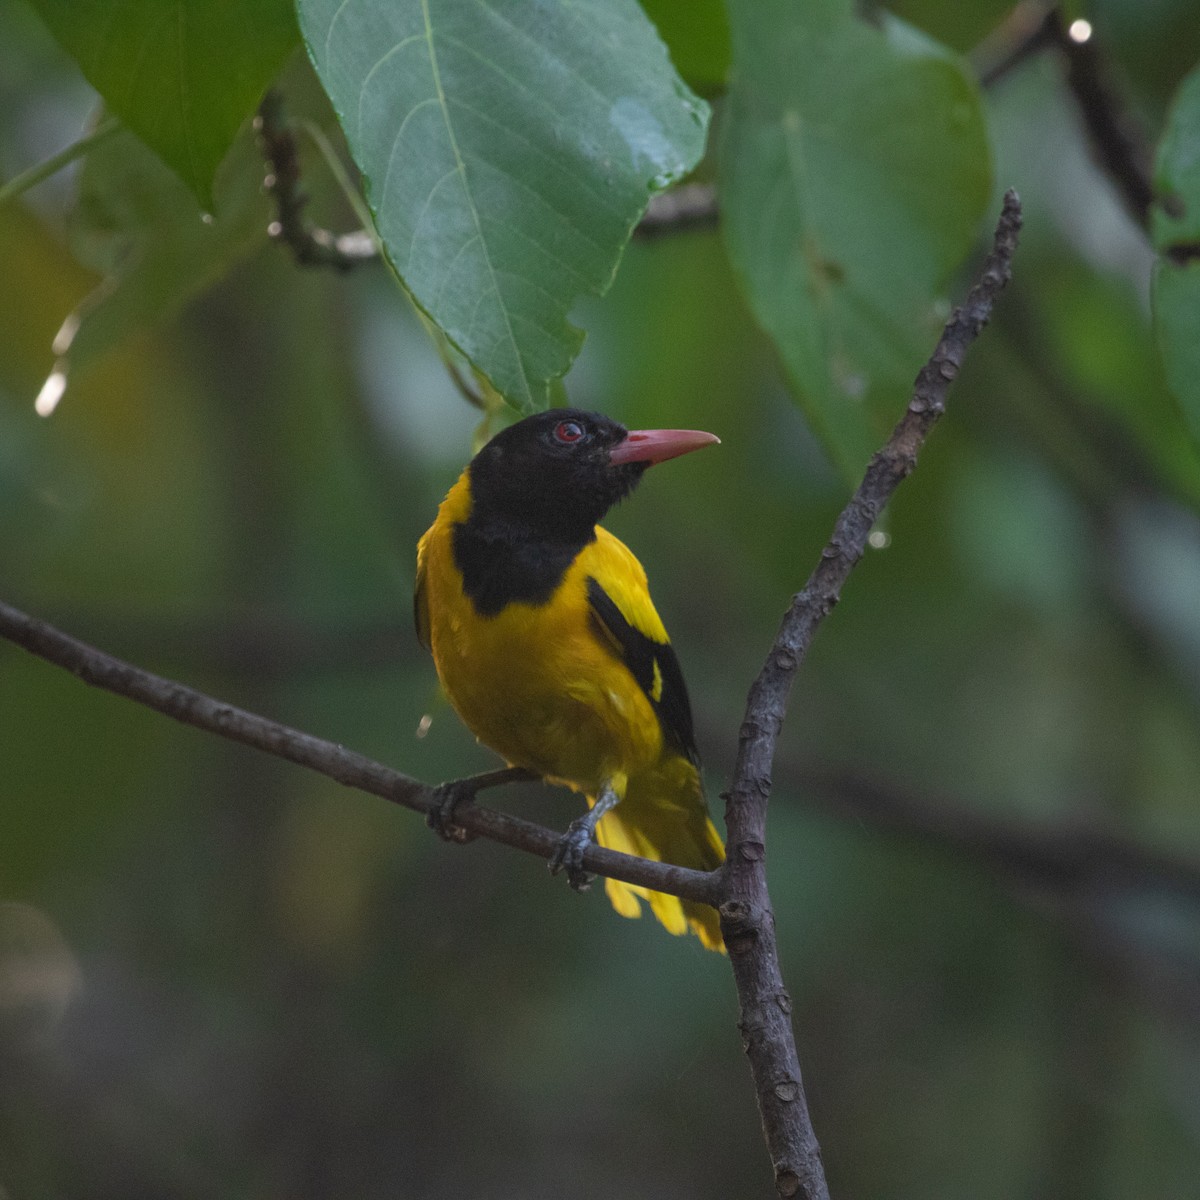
[418,475,666,794]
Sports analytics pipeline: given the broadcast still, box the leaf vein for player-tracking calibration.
[418,0,530,405]
[356,33,429,144]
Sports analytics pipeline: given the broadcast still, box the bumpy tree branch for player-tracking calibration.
[721,190,1022,1200]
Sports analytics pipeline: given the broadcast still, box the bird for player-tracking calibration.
[415,408,725,950]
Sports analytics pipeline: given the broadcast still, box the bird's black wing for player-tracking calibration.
[586,576,699,765]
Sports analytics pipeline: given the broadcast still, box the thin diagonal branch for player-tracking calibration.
[0,115,123,207]
[972,1,1057,90]
[721,190,1022,1200]
[1046,13,1155,229]
[971,6,1156,231]
[0,599,721,908]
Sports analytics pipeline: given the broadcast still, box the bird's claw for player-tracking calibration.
[548,820,595,891]
[426,781,477,844]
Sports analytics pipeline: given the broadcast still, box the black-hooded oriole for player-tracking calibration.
[415,409,725,950]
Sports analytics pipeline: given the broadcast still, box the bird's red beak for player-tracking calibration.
[609,427,720,466]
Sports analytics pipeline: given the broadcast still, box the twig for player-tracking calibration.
[797,766,1200,1031]
[49,600,1200,911]
[255,91,378,271]
[693,702,1200,915]
[720,190,1022,1200]
[443,357,488,411]
[972,1,1057,90]
[0,115,123,207]
[0,598,720,908]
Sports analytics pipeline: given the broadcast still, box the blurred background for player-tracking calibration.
[4,1,1200,1196]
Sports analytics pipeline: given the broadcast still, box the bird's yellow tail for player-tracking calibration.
[592,759,725,952]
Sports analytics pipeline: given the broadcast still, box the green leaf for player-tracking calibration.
[25,0,299,208]
[1152,64,1200,445]
[1153,262,1200,443]
[297,0,709,413]
[719,0,991,475]
[1153,65,1200,248]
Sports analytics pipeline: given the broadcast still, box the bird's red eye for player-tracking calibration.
[553,420,585,444]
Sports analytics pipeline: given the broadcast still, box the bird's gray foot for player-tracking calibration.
[547,783,621,892]
[425,766,538,844]
[548,818,596,891]
[427,779,479,844]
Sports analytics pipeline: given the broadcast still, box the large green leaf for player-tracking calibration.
[1152,64,1200,446]
[1153,259,1200,446]
[25,0,299,208]
[1154,66,1200,250]
[719,0,991,475]
[297,0,709,413]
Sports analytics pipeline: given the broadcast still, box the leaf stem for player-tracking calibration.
[0,115,123,207]
[297,118,381,252]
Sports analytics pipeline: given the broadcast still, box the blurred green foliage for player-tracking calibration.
[720,0,992,473]
[1152,63,1200,445]
[4,2,1200,1198]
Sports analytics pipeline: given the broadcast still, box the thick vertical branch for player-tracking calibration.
[721,191,1023,1200]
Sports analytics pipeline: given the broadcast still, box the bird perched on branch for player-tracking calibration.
[415,409,725,950]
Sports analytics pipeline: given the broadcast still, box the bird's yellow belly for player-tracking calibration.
[428,566,663,792]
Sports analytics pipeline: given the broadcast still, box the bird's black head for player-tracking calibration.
[467,408,718,543]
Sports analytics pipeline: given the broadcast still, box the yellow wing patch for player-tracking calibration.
[650,660,664,703]
[576,528,670,643]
